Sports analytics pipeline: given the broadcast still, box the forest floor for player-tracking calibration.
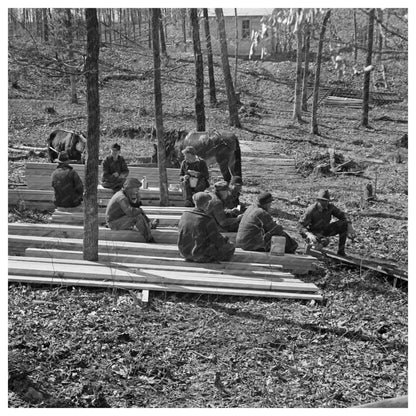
[7,45,409,408]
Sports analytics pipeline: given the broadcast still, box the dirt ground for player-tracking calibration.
[8,47,408,408]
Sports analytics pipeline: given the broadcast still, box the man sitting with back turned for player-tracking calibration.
[101,143,129,192]
[105,178,156,243]
[236,192,298,253]
[51,151,84,209]
[298,189,355,256]
[179,146,210,207]
[178,192,235,262]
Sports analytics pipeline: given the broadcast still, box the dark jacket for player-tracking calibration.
[178,208,235,262]
[102,155,129,183]
[236,203,283,251]
[298,202,347,237]
[105,189,144,223]
[179,157,209,187]
[51,163,84,208]
[206,193,241,232]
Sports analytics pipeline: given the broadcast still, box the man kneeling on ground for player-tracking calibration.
[298,189,355,256]
[236,192,298,253]
[105,178,157,243]
[178,192,235,262]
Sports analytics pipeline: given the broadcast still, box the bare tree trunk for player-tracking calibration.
[301,23,311,112]
[42,8,49,42]
[148,10,152,48]
[65,9,78,104]
[159,10,167,57]
[234,8,238,92]
[292,24,303,122]
[83,8,100,261]
[182,8,187,43]
[362,8,375,128]
[353,9,358,62]
[152,8,169,206]
[311,10,331,135]
[215,8,241,128]
[203,8,217,107]
[190,8,206,131]
[377,8,383,64]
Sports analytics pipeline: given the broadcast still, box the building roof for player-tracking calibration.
[207,8,274,18]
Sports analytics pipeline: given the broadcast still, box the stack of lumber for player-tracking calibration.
[24,162,182,190]
[9,187,185,210]
[324,96,363,108]
[8,251,321,300]
[8,234,316,275]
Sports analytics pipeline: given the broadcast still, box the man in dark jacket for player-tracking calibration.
[101,143,129,192]
[178,192,235,262]
[207,181,243,232]
[236,192,298,253]
[106,178,156,243]
[51,151,84,209]
[224,175,247,214]
[179,146,210,207]
[298,189,353,256]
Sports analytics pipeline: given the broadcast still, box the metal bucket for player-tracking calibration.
[270,236,286,256]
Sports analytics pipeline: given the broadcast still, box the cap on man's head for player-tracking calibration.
[111,143,121,151]
[123,178,142,190]
[317,189,330,201]
[192,191,212,207]
[258,192,274,205]
[182,146,196,155]
[230,176,243,185]
[214,180,229,192]
[58,151,69,163]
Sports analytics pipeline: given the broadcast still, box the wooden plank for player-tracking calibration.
[22,251,295,280]
[25,248,286,273]
[9,235,316,274]
[8,275,323,301]
[8,258,318,292]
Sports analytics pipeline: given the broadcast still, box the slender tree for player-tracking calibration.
[362,8,375,128]
[301,23,311,111]
[152,8,169,206]
[203,8,217,106]
[293,10,304,122]
[190,8,205,131]
[234,8,238,92]
[83,8,100,261]
[159,10,167,57]
[215,8,241,128]
[65,9,78,104]
[311,9,331,135]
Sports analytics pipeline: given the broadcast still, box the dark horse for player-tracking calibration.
[47,129,87,163]
[153,129,242,183]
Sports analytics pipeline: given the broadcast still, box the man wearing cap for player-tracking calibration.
[179,146,210,207]
[101,143,129,192]
[207,180,243,232]
[298,189,353,256]
[51,151,84,209]
[105,178,156,243]
[178,192,235,262]
[224,175,247,214]
[236,192,298,253]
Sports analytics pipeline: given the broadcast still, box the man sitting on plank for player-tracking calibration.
[298,189,355,256]
[51,151,84,209]
[179,146,210,207]
[101,142,129,192]
[207,180,243,232]
[224,175,247,215]
[105,178,158,243]
[178,192,235,263]
[236,192,298,253]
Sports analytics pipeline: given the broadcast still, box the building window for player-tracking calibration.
[242,19,250,39]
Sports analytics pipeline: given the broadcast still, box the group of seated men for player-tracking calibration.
[51,144,355,261]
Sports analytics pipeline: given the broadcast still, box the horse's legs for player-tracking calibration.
[218,158,232,183]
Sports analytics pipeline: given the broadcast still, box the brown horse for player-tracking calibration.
[153,129,242,183]
[47,129,87,163]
